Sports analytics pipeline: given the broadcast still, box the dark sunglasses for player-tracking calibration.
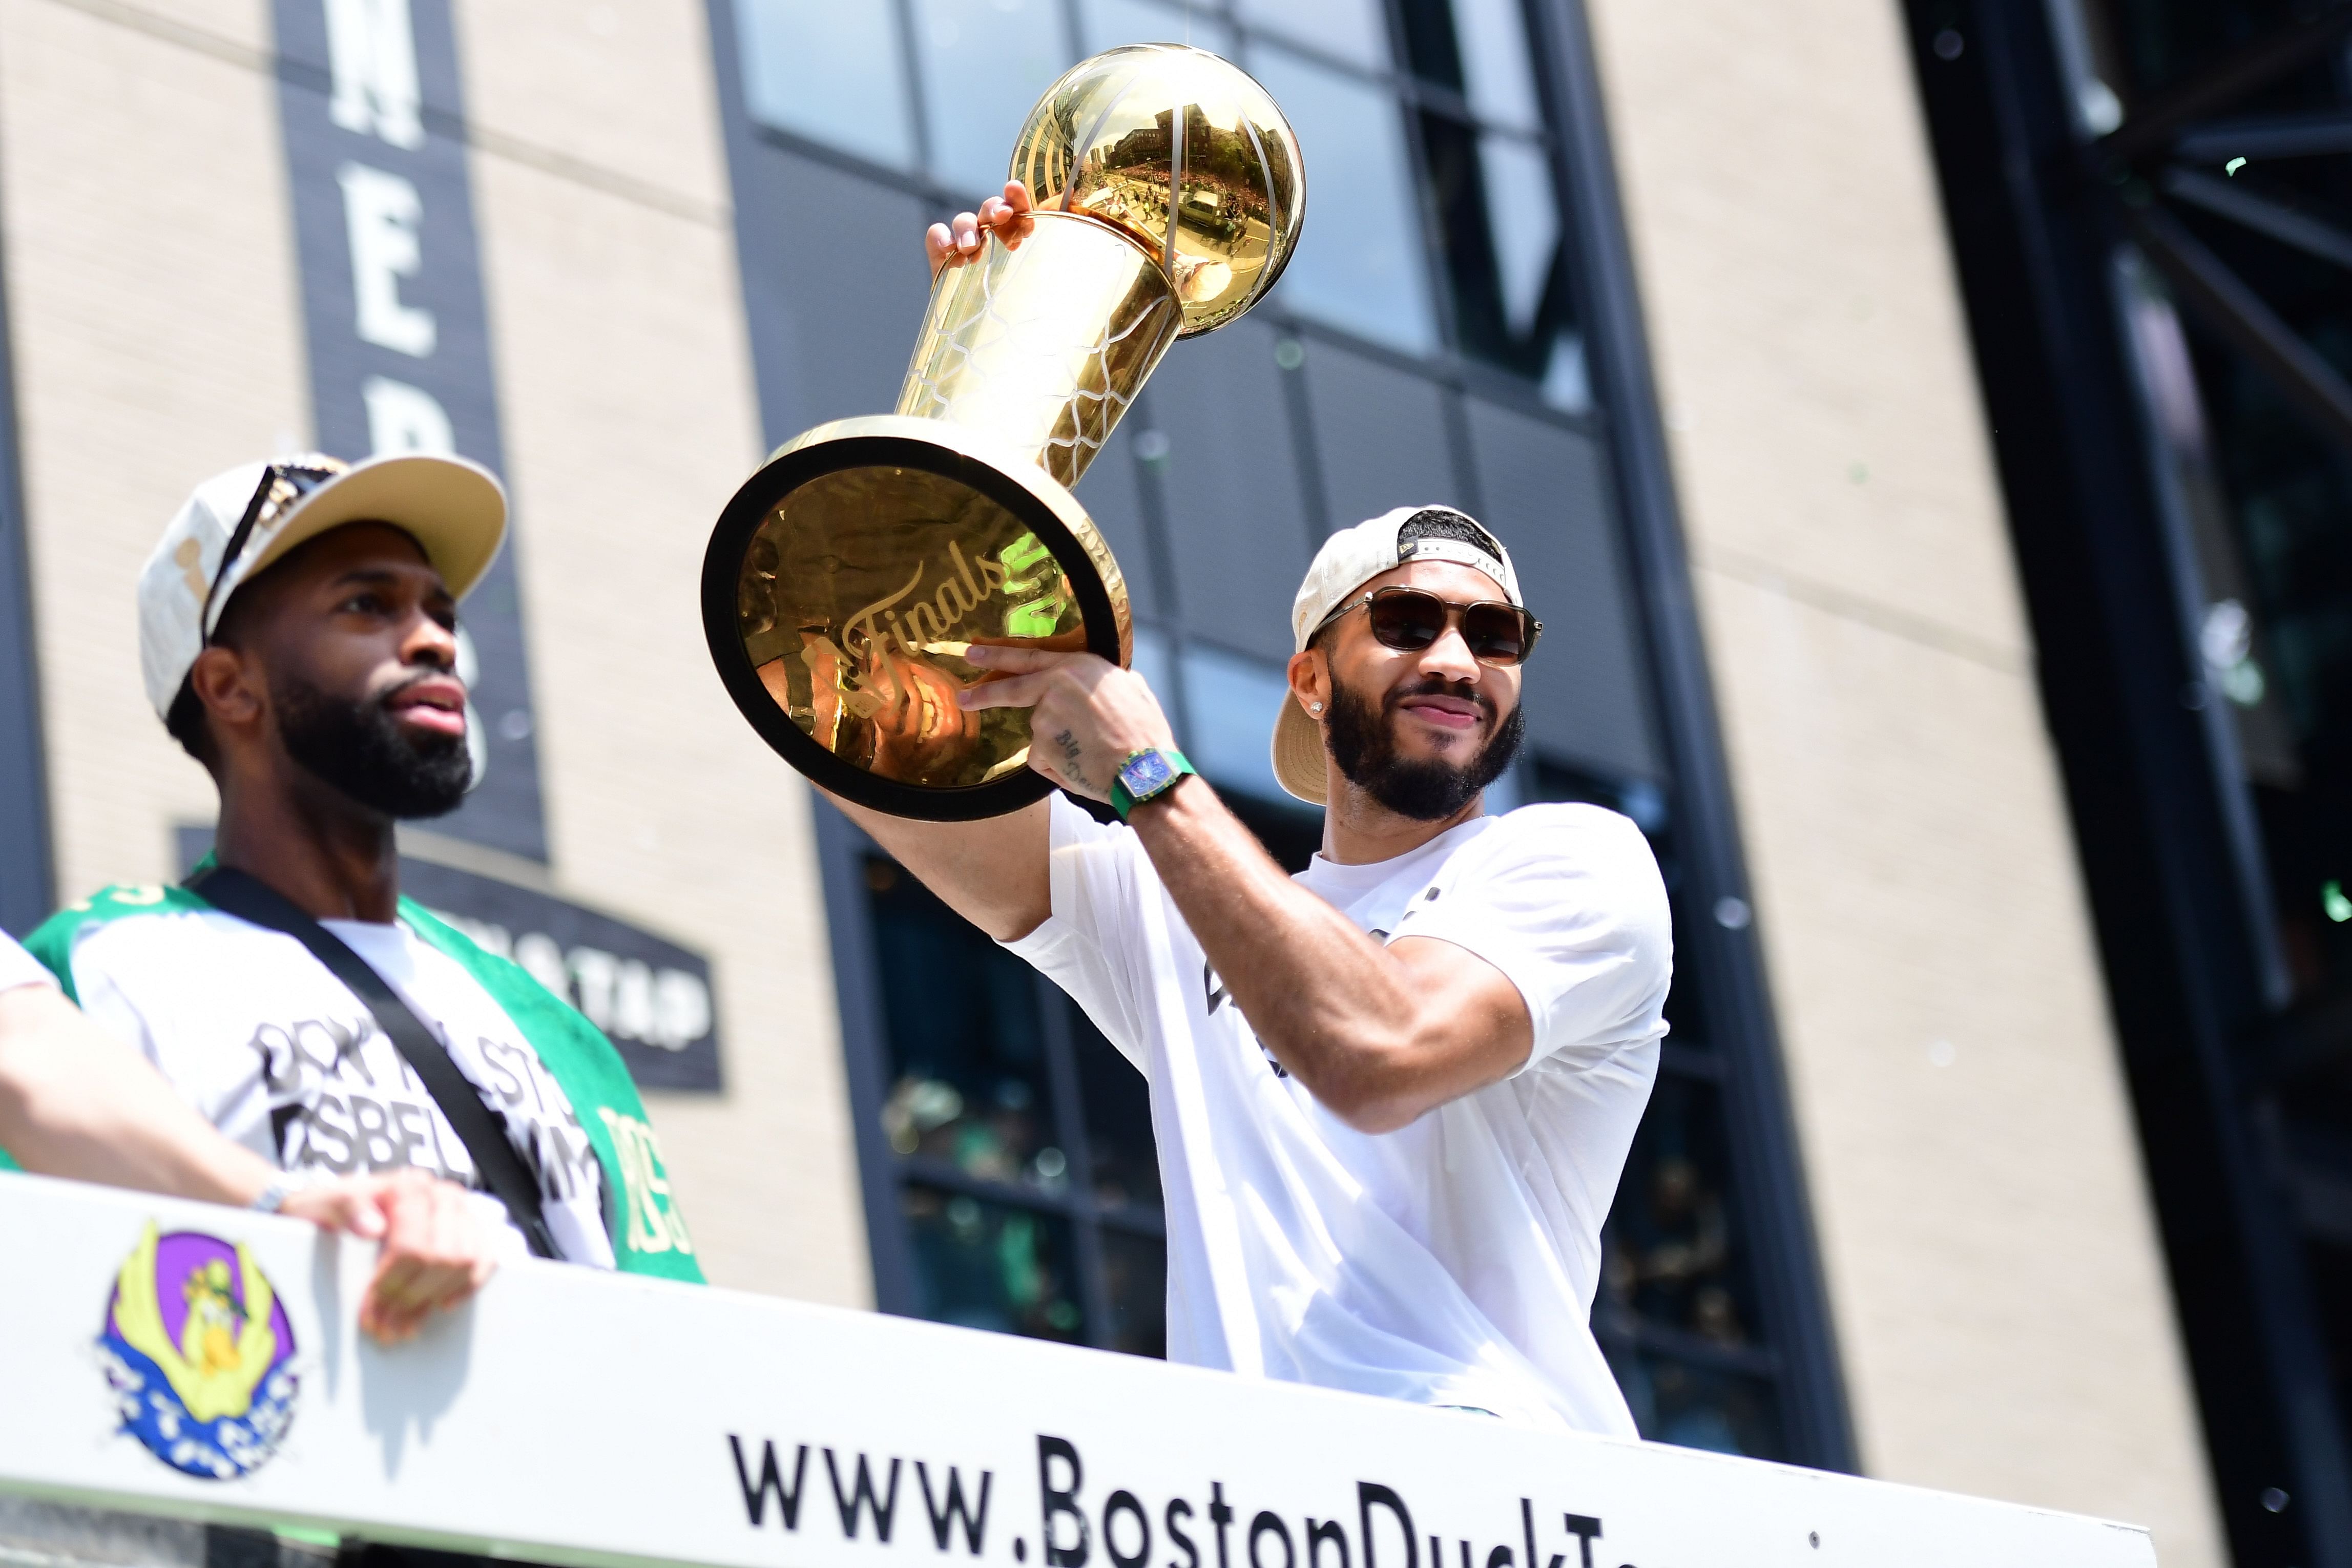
[200,460,342,634]
[1319,586,1542,667]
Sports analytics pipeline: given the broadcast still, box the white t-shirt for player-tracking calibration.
[0,931,54,994]
[62,909,615,1268]
[1008,795,1670,1432]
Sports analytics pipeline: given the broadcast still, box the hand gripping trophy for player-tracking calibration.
[701,46,1303,820]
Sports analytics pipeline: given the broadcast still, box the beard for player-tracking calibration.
[273,667,471,820]
[1326,672,1525,821]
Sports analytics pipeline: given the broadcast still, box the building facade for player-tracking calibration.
[0,0,2230,1563]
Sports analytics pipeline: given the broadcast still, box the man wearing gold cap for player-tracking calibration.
[837,196,1673,1435]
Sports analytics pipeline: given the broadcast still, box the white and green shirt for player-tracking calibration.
[10,878,701,1283]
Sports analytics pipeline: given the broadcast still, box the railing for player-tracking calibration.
[0,1174,2155,1568]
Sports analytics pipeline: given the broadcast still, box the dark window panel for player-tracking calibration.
[1601,1073,1770,1359]
[866,858,1060,1190]
[1602,1347,1788,1460]
[1298,338,1463,533]
[1072,1010,1162,1211]
[1146,318,1320,661]
[731,146,931,445]
[1101,1226,1171,1357]
[1416,112,1576,386]
[1464,395,1661,780]
[902,1183,1087,1341]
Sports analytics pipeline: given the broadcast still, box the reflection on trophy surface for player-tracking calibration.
[702,44,1304,820]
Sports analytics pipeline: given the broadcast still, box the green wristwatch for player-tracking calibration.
[1110,747,1196,821]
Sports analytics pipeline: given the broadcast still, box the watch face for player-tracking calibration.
[1122,750,1176,795]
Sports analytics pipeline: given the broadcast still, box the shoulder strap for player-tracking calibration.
[186,865,560,1261]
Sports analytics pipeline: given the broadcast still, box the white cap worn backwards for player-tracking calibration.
[138,452,507,722]
[1271,505,1524,806]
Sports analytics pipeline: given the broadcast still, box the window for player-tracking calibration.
[733,0,917,170]
[863,855,1168,1354]
[908,0,1076,194]
[728,0,1587,403]
[1529,757,1794,1460]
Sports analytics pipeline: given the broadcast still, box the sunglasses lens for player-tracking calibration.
[1463,605,1529,664]
[1366,591,1446,651]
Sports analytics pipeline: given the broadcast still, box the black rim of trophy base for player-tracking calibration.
[701,431,1125,823]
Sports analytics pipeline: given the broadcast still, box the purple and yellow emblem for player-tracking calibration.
[98,1223,298,1479]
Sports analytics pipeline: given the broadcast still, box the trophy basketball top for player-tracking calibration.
[1011,45,1304,337]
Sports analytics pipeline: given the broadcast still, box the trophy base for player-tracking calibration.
[702,415,1132,822]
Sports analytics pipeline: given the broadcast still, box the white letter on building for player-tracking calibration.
[338,163,435,357]
[325,0,425,149]
[363,375,454,454]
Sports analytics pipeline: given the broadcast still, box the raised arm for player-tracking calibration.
[821,793,1053,943]
[959,645,1533,1131]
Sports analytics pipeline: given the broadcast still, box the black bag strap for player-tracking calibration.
[187,865,561,1261]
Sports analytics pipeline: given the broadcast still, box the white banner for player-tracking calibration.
[0,1174,2154,1568]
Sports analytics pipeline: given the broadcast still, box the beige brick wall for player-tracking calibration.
[0,0,868,1307]
[1582,0,2223,1560]
[0,0,306,906]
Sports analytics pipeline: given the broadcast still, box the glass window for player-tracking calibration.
[911,0,1077,195]
[1244,45,1439,354]
[1080,0,1239,57]
[733,0,918,171]
[1598,1073,1788,1458]
[1101,1227,1170,1355]
[867,858,1058,1189]
[1609,1351,1787,1458]
[1477,133,1557,339]
[1404,0,1542,130]
[1235,0,1390,71]
[902,1184,1086,1340]
[1076,1012,1161,1209]
[864,853,1170,1354]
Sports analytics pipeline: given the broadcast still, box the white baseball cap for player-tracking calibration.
[138,452,508,721]
[1270,505,1525,805]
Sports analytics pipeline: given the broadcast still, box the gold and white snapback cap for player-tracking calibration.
[137,452,507,721]
[1270,505,1523,805]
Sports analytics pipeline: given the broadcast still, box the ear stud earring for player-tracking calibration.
[1310,701,1323,713]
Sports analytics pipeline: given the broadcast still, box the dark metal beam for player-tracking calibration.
[2129,199,2352,454]
[2176,110,2352,163]
[2163,166,2352,273]
[0,172,51,939]
[2098,0,2352,168]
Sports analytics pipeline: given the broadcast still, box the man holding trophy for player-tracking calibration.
[702,47,1668,1432]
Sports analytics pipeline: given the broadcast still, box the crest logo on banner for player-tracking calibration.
[97,1223,298,1479]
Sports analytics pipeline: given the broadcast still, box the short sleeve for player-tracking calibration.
[1001,795,1162,1069]
[0,931,54,995]
[1388,805,1672,1074]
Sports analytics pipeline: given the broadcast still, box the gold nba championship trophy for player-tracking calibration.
[701,46,1303,819]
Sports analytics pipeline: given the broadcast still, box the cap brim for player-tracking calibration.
[242,453,507,602]
[1272,693,1328,805]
